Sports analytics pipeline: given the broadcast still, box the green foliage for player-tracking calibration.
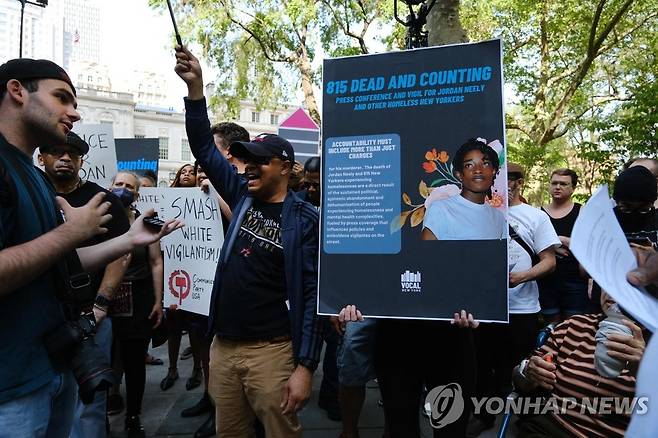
[152,0,396,121]
[461,0,658,195]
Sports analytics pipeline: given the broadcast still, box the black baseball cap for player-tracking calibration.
[40,131,89,155]
[613,166,657,203]
[230,133,295,163]
[0,58,76,96]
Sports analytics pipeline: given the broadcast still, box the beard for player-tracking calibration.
[48,168,79,183]
[24,96,67,148]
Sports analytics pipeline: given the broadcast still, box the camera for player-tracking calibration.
[44,312,116,404]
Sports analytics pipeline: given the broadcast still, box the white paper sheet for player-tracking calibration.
[569,185,658,333]
[626,334,658,437]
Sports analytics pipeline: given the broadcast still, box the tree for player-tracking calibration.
[150,0,398,124]
[427,0,468,45]
[446,0,657,200]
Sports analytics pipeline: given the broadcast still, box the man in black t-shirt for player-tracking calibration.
[539,168,588,324]
[39,132,130,438]
[177,46,323,437]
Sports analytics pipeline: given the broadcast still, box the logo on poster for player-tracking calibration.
[401,270,422,293]
[168,270,191,306]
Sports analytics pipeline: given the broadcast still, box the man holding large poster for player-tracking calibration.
[174,45,323,437]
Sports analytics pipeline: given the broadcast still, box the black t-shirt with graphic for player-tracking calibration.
[215,199,290,340]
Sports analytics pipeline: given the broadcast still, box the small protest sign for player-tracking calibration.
[73,124,118,188]
[137,187,223,316]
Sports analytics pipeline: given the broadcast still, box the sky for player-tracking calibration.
[99,0,205,109]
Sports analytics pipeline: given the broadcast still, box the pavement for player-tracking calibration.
[108,337,506,437]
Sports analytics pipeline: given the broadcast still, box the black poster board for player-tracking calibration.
[319,40,509,322]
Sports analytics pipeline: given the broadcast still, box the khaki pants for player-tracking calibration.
[208,336,301,438]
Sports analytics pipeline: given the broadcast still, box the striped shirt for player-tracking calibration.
[534,314,637,438]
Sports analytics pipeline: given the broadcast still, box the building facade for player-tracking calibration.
[76,87,294,186]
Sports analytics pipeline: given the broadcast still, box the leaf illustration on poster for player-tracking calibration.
[319,39,509,322]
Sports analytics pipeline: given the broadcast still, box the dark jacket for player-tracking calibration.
[184,97,324,369]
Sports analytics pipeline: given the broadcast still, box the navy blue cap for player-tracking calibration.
[230,133,295,163]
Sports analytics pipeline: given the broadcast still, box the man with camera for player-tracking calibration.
[38,131,130,438]
[0,58,182,437]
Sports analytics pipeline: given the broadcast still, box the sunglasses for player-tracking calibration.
[303,181,320,190]
[245,155,273,166]
[617,204,655,215]
[44,148,82,159]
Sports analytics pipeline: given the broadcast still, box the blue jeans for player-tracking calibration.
[70,318,113,438]
[0,369,76,438]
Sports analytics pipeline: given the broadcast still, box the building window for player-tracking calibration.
[181,138,191,161]
[159,137,169,160]
[87,75,93,82]
[270,114,279,125]
[251,111,260,123]
[134,134,145,139]
[100,120,113,127]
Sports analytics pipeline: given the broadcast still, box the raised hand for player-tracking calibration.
[174,45,204,99]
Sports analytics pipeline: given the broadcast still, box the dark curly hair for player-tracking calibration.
[452,138,500,175]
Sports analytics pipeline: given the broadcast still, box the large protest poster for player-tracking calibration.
[319,39,509,322]
[115,138,159,176]
[137,188,223,316]
[73,124,118,188]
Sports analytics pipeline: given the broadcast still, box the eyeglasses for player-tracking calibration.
[616,203,655,215]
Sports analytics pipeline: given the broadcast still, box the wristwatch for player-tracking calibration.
[94,294,111,308]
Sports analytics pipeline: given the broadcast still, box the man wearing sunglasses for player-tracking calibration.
[175,45,323,437]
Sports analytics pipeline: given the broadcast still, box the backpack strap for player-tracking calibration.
[509,224,540,265]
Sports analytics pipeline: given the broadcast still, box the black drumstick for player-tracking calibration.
[166,0,183,46]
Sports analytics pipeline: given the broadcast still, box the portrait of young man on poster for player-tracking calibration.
[422,138,506,241]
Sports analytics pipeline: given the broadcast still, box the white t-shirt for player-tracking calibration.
[423,194,507,240]
[508,203,560,313]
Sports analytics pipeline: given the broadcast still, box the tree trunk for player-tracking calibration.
[427,0,468,46]
[298,55,321,125]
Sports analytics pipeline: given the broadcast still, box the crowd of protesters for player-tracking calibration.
[0,48,657,438]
